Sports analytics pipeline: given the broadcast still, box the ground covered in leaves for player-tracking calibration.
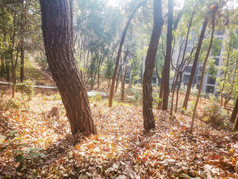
[0,93,238,178]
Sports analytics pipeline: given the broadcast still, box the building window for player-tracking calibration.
[207,76,216,85]
[215,30,224,35]
[185,66,192,73]
[206,86,215,93]
[183,74,190,82]
[197,76,201,83]
[214,58,219,66]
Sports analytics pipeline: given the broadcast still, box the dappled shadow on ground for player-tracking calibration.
[0,97,238,178]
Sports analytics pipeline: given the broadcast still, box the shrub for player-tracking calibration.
[152,89,161,105]
[0,98,21,110]
[203,103,233,130]
[16,80,35,98]
[128,88,142,104]
[190,85,198,96]
[0,131,45,171]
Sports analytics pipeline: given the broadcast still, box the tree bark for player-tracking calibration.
[6,59,10,81]
[175,73,182,112]
[162,0,173,111]
[142,0,163,131]
[115,64,122,93]
[121,66,128,101]
[234,117,238,131]
[109,1,145,107]
[39,0,96,136]
[0,53,5,78]
[182,19,209,111]
[230,96,238,123]
[20,0,25,82]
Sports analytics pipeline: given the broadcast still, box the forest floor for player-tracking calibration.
[0,90,238,178]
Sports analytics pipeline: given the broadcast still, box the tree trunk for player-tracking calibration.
[230,96,238,123]
[224,94,231,108]
[20,0,25,82]
[97,64,100,89]
[11,48,19,99]
[39,0,96,136]
[121,66,128,101]
[190,5,218,132]
[175,73,182,112]
[0,54,5,77]
[20,38,25,82]
[0,5,6,78]
[162,0,173,111]
[182,19,208,111]
[142,0,163,131]
[6,59,10,81]
[109,1,145,107]
[115,64,122,93]
[158,71,164,109]
[220,45,231,106]
[128,68,133,88]
[234,117,238,131]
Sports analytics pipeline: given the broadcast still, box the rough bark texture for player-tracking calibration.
[142,0,163,131]
[108,1,145,107]
[162,0,173,111]
[39,0,96,136]
[230,96,238,123]
[182,19,208,111]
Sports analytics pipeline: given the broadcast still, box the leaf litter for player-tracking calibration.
[0,95,237,178]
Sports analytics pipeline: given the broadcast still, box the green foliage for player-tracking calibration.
[203,103,233,130]
[53,93,62,101]
[16,80,35,98]
[207,58,218,78]
[182,101,196,116]
[207,93,219,102]
[153,89,162,104]
[211,37,223,57]
[0,98,21,110]
[35,55,48,71]
[128,87,142,104]
[104,60,114,80]
[0,131,45,171]
[89,93,102,102]
[16,80,35,110]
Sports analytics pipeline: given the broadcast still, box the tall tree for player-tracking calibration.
[162,0,173,111]
[190,3,218,132]
[142,0,163,131]
[182,18,209,111]
[108,1,145,107]
[39,0,96,136]
[20,0,25,82]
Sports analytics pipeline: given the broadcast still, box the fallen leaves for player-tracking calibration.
[0,94,238,178]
